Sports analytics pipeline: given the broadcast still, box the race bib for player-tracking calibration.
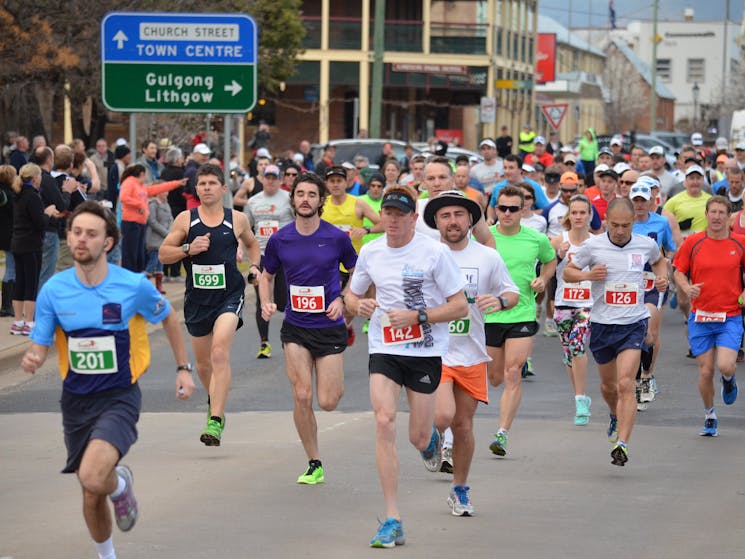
[604,282,638,306]
[68,336,118,375]
[694,310,727,323]
[290,285,325,313]
[643,272,656,291]
[448,312,471,336]
[192,263,226,289]
[562,281,592,303]
[256,220,279,238]
[380,313,424,345]
[335,224,352,236]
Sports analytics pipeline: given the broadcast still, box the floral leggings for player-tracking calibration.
[554,307,591,367]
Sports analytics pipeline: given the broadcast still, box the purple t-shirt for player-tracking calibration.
[263,220,358,328]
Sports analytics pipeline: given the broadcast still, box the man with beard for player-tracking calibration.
[22,200,194,559]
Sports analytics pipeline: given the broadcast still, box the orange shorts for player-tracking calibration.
[440,362,488,404]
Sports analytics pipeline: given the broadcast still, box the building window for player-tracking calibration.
[656,58,671,82]
[687,58,705,82]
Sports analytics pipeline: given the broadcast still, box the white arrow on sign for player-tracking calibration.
[113,30,128,49]
[224,80,243,96]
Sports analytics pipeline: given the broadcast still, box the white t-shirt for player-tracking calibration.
[470,160,504,194]
[350,232,465,357]
[415,198,440,240]
[571,232,661,325]
[554,231,592,308]
[545,201,569,238]
[521,212,548,234]
[444,239,518,367]
[245,190,294,254]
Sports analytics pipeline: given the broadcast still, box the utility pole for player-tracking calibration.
[369,0,385,138]
[650,0,659,132]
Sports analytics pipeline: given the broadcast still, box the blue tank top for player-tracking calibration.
[184,207,245,306]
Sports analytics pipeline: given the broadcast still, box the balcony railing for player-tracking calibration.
[430,22,487,54]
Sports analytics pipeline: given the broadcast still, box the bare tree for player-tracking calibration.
[604,42,650,133]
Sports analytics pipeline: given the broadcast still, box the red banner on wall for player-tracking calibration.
[535,33,556,83]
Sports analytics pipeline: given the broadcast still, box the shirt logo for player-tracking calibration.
[154,298,166,315]
[102,303,122,324]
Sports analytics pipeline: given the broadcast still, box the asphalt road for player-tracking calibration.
[2,303,745,558]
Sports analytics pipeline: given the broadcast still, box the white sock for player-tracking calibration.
[705,407,717,420]
[497,427,508,437]
[95,535,116,559]
[723,374,734,381]
[110,474,126,499]
[575,394,585,401]
[442,427,454,449]
[13,320,23,327]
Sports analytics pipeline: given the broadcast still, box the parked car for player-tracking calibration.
[649,131,690,152]
[411,142,483,163]
[590,134,677,168]
[310,139,420,170]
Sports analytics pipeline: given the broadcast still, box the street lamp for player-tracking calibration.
[692,81,700,125]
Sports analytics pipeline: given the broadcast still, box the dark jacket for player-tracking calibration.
[0,180,13,251]
[39,169,69,234]
[11,183,48,253]
[161,164,187,216]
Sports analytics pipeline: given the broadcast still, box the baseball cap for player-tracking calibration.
[324,165,347,180]
[593,163,610,174]
[341,161,356,171]
[368,172,385,186]
[560,171,579,185]
[648,145,664,156]
[423,190,483,229]
[292,152,304,163]
[263,165,281,177]
[715,137,729,151]
[256,147,271,159]
[479,138,497,149]
[522,163,536,173]
[691,132,704,146]
[685,164,705,177]
[716,154,729,164]
[193,143,211,155]
[614,162,631,174]
[381,190,416,213]
[533,136,546,145]
[115,137,128,147]
[563,153,577,163]
[610,136,623,147]
[636,175,661,190]
[598,147,614,157]
[114,145,130,159]
[629,181,652,200]
[598,167,619,180]
[736,142,745,151]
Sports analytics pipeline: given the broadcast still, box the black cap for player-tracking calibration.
[598,168,619,180]
[325,165,347,180]
[423,190,482,229]
[381,191,416,213]
[598,147,613,156]
[368,172,385,185]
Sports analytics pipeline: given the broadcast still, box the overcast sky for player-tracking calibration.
[539,0,743,28]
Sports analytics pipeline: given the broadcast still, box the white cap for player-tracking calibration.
[593,163,610,173]
[479,138,497,149]
[610,135,623,147]
[648,145,664,156]
[715,137,729,151]
[115,137,128,147]
[522,163,536,173]
[614,162,631,174]
[193,143,210,155]
[685,164,705,176]
[560,145,574,153]
[691,132,703,146]
[468,155,480,164]
[736,142,745,151]
[563,153,577,163]
[341,161,356,171]
[533,136,546,145]
[256,147,272,159]
[292,152,304,163]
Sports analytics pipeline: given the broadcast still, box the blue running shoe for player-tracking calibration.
[721,375,738,405]
[420,425,442,472]
[607,415,618,443]
[699,417,718,437]
[670,292,678,309]
[448,485,474,516]
[370,517,405,548]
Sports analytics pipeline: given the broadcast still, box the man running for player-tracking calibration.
[673,196,745,437]
[22,201,194,559]
[259,171,358,484]
[565,198,668,466]
[159,163,260,446]
[486,186,557,457]
[345,185,468,547]
[424,190,518,515]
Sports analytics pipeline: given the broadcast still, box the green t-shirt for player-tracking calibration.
[359,194,383,244]
[485,225,556,324]
[662,190,710,234]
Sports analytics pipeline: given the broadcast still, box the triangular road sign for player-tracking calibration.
[541,104,569,130]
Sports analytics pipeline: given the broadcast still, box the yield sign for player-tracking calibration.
[541,103,569,130]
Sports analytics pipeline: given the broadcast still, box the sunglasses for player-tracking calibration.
[561,187,578,193]
[285,172,298,177]
[629,186,651,196]
[565,161,576,166]
[523,195,534,200]
[545,174,561,182]
[497,204,521,213]
[619,180,636,186]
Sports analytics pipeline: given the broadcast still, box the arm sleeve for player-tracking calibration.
[348,247,372,295]
[533,185,550,210]
[672,237,692,274]
[29,285,58,346]
[145,179,182,197]
[262,236,280,275]
[590,211,602,230]
[339,234,358,271]
[136,275,172,323]
[434,246,467,298]
[491,253,519,295]
[537,233,557,264]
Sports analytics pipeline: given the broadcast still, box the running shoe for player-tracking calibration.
[669,291,678,309]
[362,319,370,334]
[347,326,356,347]
[636,384,648,411]
[607,415,618,443]
[543,318,558,337]
[489,432,508,457]
[721,375,738,405]
[9,322,24,335]
[421,426,442,472]
[111,465,138,532]
[525,357,535,376]
[297,461,325,484]
[610,443,628,466]
[447,485,474,516]
[738,349,745,363]
[21,323,32,336]
[574,395,591,426]
[200,415,225,446]
[370,517,405,548]
[650,375,659,395]
[256,342,272,359]
[440,446,453,474]
[640,378,655,403]
[699,417,718,437]
[686,348,695,359]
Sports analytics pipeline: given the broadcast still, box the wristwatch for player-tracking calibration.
[417,309,428,324]
[181,243,190,255]
[498,296,509,311]
[177,363,193,373]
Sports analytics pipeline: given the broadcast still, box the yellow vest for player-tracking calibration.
[323,194,362,272]
[518,130,536,153]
